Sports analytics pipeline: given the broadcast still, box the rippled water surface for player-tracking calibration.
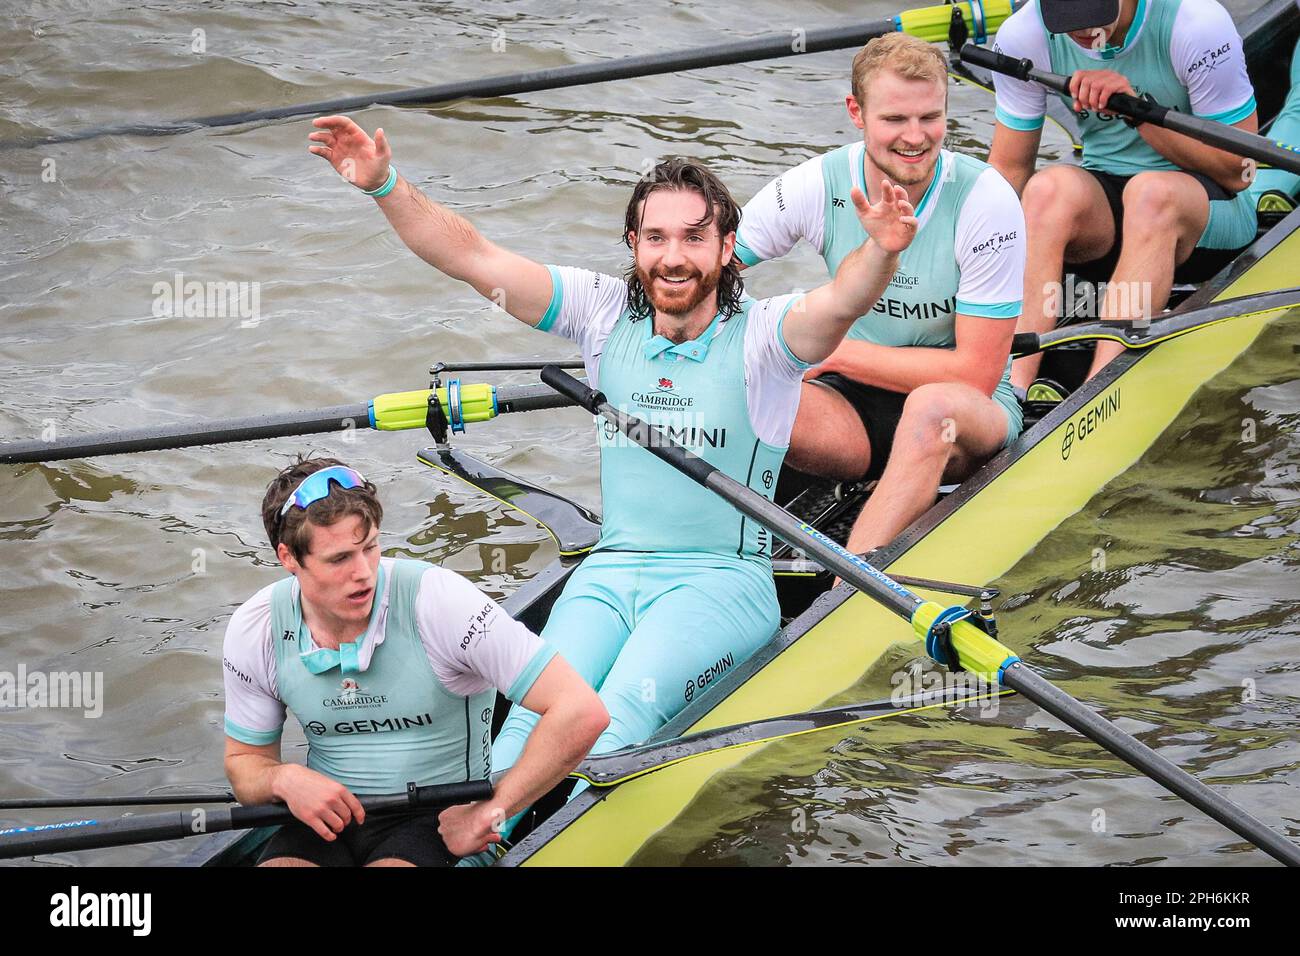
[1,0,1291,866]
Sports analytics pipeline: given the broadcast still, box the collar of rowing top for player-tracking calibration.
[295,562,388,675]
[642,309,730,363]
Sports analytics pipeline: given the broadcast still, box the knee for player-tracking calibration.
[898,384,961,452]
[1022,169,1090,233]
[1121,173,1183,232]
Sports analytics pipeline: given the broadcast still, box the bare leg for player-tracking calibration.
[1086,171,1210,378]
[785,379,874,481]
[844,383,1011,555]
[259,856,318,867]
[1014,166,1117,390]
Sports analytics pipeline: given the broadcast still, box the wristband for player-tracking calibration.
[362,166,398,198]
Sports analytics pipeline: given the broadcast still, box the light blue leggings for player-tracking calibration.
[490,550,779,838]
[1250,38,1300,204]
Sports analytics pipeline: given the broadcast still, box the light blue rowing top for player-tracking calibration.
[269,559,496,794]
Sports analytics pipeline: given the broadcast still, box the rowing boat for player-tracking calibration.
[187,0,1300,866]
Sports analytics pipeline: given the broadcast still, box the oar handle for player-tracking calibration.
[960,42,1300,175]
[541,365,602,411]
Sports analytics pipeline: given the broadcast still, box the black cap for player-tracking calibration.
[1039,0,1120,34]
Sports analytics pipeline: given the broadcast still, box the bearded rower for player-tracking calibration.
[222,458,607,866]
[988,0,1259,398]
[306,116,916,846]
[735,33,1026,556]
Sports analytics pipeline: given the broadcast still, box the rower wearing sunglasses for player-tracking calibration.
[220,457,608,867]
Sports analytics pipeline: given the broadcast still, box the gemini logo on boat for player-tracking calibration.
[1060,389,1122,461]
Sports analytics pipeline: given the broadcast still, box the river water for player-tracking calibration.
[1,0,1293,866]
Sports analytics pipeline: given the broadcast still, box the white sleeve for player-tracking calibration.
[743,293,812,447]
[414,567,557,704]
[222,587,287,746]
[735,154,827,265]
[953,169,1026,319]
[991,5,1051,131]
[536,265,627,387]
[1171,0,1257,123]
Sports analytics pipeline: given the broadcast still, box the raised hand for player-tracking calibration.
[308,115,393,192]
[853,180,918,255]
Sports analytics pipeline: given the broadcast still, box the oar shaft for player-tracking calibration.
[961,44,1300,175]
[0,382,572,465]
[0,780,491,859]
[1003,664,1300,866]
[0,793,235,811]
[13,2,1016,148]
[0,404,370,465]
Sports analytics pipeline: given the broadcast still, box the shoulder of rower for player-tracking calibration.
[225,581,277,649]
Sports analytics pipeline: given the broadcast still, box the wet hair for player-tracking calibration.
[622,158,744,321]
[261,455,382,563]
[850,33,949,109]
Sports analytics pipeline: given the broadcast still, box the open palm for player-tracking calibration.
[308,115,393,192]
[853,181,918,255]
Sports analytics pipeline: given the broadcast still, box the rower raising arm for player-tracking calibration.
[306,115,916,361]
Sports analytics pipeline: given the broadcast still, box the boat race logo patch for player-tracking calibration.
[321,678,388,710]
[970,229,1018,257]
[1187,42,1233,76]
[657,377,674,391]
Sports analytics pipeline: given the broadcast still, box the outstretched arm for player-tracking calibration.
[780,181,917,365]
[308,115,554,325]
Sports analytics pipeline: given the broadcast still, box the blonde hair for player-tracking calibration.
[850,33,948,108]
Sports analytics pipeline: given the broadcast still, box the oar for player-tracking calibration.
[0,779,490,859]
[7,0,1016,148]
[1011,285,1300,357]
[0,792,235,811]
[540,365,1300,866]
[0,381,574,465]
[960,43,1300,175]
[575,686,1017,788]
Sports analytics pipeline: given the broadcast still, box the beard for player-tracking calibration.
[869,142,938,187]
[636,259,723,319]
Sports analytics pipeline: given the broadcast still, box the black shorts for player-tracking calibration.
[257,810,457,867]
[810,373,907,483]
[1069,167,1247,284]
